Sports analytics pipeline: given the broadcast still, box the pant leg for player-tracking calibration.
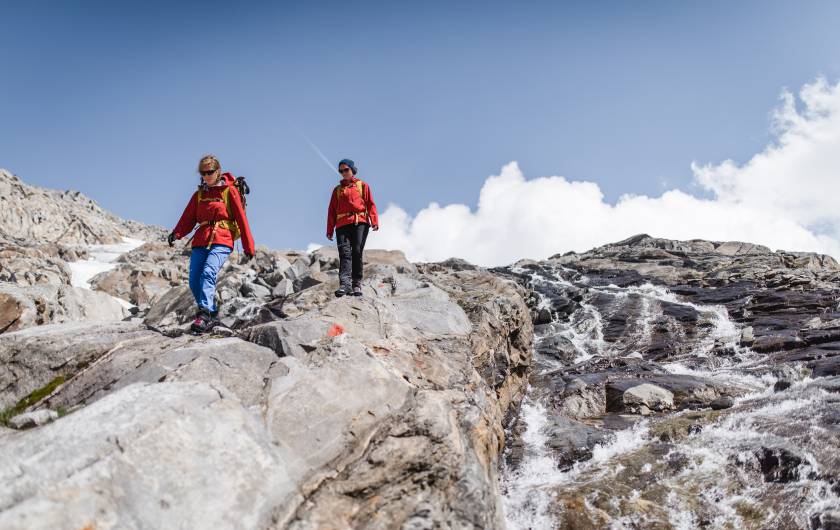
[198,244,232,312]
[351,224,370,283]
[336,225,353,290]
[189,248,209,308]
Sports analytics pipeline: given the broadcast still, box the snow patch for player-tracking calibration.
[68,237,144,307]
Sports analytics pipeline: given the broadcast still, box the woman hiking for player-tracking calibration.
[326,158,379,297]
[168,155,255,333]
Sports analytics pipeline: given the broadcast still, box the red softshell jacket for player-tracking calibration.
[173,172,255,255]
[326,177,379,238]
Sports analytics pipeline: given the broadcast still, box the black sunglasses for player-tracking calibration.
[200,169,217,176]
[339,167,352,174]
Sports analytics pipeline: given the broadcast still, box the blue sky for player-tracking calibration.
[3,1,840,256]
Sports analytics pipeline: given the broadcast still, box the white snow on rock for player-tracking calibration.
[68,238,145,308]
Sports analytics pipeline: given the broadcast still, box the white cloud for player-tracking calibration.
[371,77,840,266]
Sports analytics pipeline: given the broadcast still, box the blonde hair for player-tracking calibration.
[197,154,221,173]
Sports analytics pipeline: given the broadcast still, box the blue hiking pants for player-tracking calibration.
[189,244,232,313]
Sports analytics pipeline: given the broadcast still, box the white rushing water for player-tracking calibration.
[501,265,835,529]
[67,237,145,308]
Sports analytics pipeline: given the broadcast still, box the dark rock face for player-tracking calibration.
[500,235,840,529]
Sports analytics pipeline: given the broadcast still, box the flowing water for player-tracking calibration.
[501,265,840,530]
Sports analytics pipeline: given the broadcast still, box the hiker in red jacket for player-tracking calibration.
[168,154,255,333]
[326,158,379,297]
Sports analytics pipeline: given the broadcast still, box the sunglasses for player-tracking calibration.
[339,168,352,174]
[200,169,217,176]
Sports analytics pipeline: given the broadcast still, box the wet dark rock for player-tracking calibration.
[535,335,576,363]
[544,416,609,470]
[710,395,734,410]
[774,380,793,392]
[812,355,840,378]
[551,376,607,419]
[534,307,553,325]
[755,447,804,483]
[752,332,804,353]
[811,510,840,530]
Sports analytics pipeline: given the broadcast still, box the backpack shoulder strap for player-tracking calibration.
[355,179,365,199]
[220,186,232,217]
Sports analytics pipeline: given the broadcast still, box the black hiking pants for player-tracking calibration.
[336,223,370,289]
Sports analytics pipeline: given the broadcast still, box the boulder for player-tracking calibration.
[620,383,675,412]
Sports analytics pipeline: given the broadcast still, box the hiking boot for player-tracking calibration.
[335,282,352,298]
[191,308,215,334]
[352,285,363,297]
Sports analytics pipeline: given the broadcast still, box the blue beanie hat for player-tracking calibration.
[338,158,357,175]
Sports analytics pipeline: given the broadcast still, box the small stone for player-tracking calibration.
[740,326,754,345]
[9,409,59,429]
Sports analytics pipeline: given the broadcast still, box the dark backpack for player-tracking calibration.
[234,176,250,210]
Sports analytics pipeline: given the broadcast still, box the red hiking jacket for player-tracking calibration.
[173,173,255,255]
[326,177,379,238]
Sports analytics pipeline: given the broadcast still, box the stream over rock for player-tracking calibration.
[497,235,840,530]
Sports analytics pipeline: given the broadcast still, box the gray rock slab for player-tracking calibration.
[0,382,290,530]
[41,336,286,410]
[0,321,156,410]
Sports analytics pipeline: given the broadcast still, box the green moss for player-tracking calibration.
[0,375,65,426]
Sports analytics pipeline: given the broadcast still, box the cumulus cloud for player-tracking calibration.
[371,77,840,266]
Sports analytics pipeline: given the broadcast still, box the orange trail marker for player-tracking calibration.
[328,323,345,337]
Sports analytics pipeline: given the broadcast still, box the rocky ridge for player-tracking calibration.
[0,171,533,529]
[0,168,166,333]
[0,168,164,245]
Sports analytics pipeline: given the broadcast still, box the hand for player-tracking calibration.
[167,232,176,247]
[244,253,254,262]
[372,225,379,231]
[327,234,334,241]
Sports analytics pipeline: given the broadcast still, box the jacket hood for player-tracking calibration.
[221,172,236,186]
